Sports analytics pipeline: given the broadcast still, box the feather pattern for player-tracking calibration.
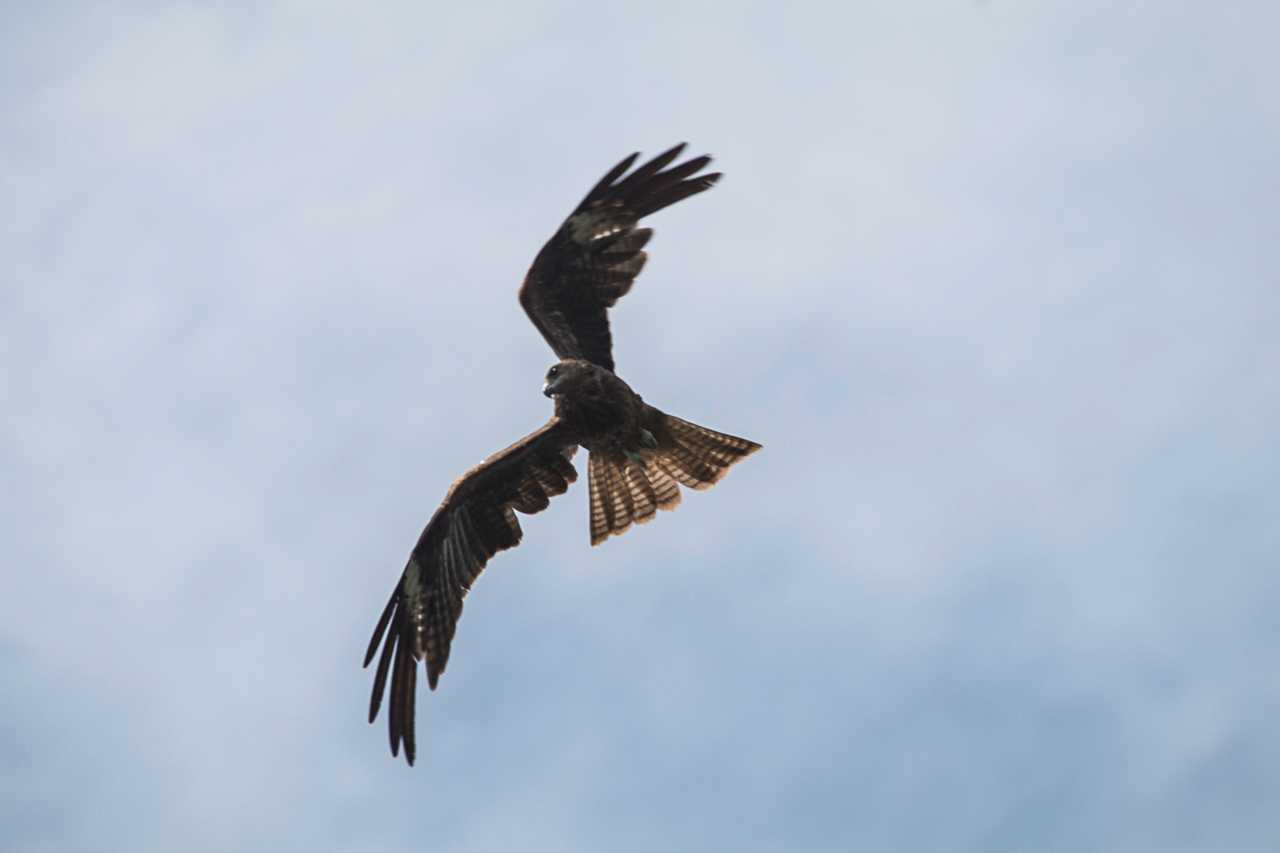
[586,411,760,546]
[363,418,579,765]
[519,144,721,372]
[655,415,761,491]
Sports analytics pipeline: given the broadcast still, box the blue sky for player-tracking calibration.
[3,3,1278,851]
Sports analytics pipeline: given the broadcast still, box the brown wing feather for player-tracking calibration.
[519,143,721,372]
[364,418,579,765]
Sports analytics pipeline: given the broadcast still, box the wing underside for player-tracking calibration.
[519,143,721,372]
[363,418,579,765]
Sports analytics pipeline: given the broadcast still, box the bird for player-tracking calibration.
[363,143,761,765]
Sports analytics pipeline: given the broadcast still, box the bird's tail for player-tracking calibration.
[587,414,761,546]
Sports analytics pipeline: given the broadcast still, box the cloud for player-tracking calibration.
[4,2,1279,851]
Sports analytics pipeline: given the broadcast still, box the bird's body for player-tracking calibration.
[364,144,761,764]
[546,359,646,453]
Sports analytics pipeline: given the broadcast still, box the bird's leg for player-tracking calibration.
[623,428,658,466]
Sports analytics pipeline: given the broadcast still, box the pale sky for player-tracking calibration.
[3,3,1279,851]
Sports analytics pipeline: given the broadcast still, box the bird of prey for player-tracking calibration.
[364,143,760,765]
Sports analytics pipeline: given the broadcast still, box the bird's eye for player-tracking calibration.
[548,366,559,377]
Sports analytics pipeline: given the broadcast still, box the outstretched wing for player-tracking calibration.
[363,418,579,765]
[519,143,721,372]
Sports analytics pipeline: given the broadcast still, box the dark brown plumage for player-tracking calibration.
[542,358,760,545]
[363,419,579,761]
[365,145,759,765]
[519,142,720,372]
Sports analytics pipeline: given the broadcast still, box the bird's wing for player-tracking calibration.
[518,143,720,372]
[363,417,579,765]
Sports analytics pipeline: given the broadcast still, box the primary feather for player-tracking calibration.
[364,420,578,764]
[519,143,720,372]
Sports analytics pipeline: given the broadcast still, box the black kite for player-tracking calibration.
[364,144,760,764]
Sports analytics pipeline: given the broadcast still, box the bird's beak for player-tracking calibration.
[542,378,561,398]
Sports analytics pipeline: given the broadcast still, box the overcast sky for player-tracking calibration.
[3,3,1278,851]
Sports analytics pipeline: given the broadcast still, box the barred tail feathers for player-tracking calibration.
[654,415,761,492]
[588,451,679,546]
[586,414,760,546]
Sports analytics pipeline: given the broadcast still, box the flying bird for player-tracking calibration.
[364,144,760,764]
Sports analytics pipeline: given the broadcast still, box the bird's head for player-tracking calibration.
[542,359,600,399]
